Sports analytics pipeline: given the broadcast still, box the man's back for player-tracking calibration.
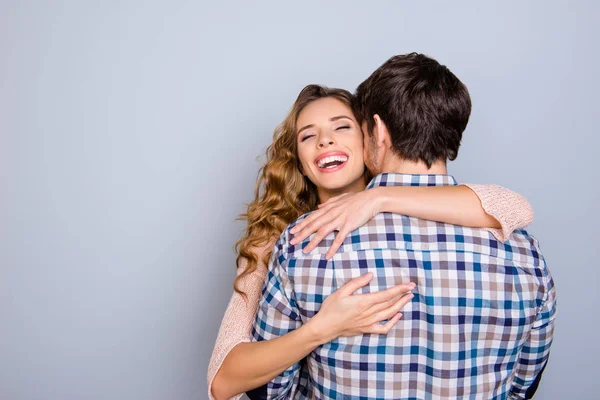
[252,174,556,400]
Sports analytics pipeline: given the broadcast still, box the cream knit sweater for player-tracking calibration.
[207,184,534,399]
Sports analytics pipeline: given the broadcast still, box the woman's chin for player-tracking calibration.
[318,179,362,194]
[316,179,351,191]
[311,168,366,194]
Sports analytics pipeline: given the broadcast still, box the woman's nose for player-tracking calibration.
[318,138,335,148]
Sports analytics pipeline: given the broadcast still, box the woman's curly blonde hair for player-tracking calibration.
[233,84,356,296]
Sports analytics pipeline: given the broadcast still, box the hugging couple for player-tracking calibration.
[208,53,556,399]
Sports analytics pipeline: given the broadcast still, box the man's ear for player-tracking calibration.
[373,114,391,151]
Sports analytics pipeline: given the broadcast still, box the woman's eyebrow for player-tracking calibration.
[297,124,314,135]
[330,115,353,122]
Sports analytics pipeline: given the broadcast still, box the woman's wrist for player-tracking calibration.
[370,186,391,216]
[303,314,339,346]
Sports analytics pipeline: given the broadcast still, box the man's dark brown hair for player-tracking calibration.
[354,53,472,168]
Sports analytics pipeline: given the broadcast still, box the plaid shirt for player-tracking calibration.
[251,173,556,400]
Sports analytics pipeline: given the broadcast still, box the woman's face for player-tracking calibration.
[296,97,367,202]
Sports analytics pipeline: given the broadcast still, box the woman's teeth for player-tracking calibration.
[317,155,348,169]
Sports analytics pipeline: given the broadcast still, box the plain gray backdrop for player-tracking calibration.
[1,1,598,399]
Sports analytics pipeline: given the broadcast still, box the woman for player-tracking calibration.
[208,85,533,399]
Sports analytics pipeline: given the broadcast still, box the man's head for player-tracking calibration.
[354,53,471,175]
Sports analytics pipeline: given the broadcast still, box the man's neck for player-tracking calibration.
[380,156,448,175]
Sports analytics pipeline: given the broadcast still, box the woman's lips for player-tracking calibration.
[317,159,348,173]
[314,151,349,173]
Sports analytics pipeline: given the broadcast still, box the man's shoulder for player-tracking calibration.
[350,213,546,264]
[271,211,315,263]
[502,228,547,269]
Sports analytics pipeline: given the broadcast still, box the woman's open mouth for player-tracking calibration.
[314,152,349,173]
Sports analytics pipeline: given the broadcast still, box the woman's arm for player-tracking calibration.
[208,265,266,400]
[374,185,501,228]
[209,263,414,400]
[290,184,534,258]
[212,324,323,399]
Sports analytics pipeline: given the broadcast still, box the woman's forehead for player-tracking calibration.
[297,97,355,127]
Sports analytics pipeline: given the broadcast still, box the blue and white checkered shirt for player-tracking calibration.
[251,173,556,400]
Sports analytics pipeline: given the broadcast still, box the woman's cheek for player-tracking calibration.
[354,136,366,157]
[300,158,312,178]
[297,149,310,171]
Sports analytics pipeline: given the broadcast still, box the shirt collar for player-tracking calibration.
[366,173,458,189]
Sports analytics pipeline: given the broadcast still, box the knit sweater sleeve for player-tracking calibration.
[207,247,270,400]
[464,184,534,242]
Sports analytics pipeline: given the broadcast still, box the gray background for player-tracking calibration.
[1,1,598,399]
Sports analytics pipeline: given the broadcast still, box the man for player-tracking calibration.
[251,53,556,399]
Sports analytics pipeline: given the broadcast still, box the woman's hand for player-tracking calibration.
[290,189,383,259]
[306,272,415,343]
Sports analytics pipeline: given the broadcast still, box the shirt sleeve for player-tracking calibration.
[508,263,557,399]
[249,237,303,399]
[206,246,270,400]
[464,184,535,242]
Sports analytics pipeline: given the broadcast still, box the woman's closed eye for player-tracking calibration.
[300,134,315,142]
[335,125,351,131]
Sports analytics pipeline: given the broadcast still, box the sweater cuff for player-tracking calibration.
[463,183,535,242]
